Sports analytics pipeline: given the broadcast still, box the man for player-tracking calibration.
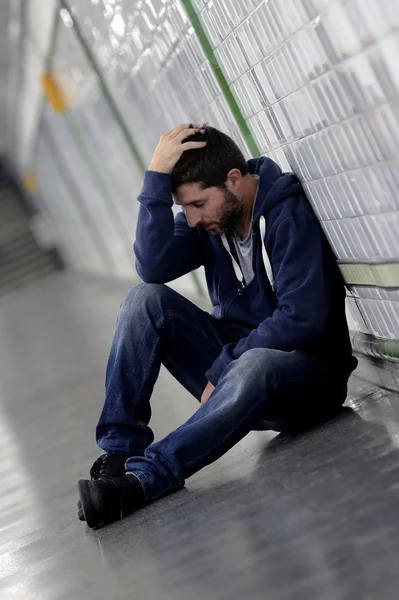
[77,124,358,529]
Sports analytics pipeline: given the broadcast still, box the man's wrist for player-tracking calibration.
[148,163,171,174]
[138,170,173,203]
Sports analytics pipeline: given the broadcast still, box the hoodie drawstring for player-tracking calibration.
[259,216,275,291]
[220,216,275,293]
[220,234,245,292]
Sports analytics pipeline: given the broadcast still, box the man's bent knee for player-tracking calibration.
[120,282,168,314]
[234,348,285,378]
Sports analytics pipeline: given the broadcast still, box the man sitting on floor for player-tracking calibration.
[77,124,357,528]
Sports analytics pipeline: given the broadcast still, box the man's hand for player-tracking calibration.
[200,381,215,405]
[148,124,206,174]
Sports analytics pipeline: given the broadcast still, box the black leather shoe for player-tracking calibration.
[89,453,128,479]
[78,474,146,529]
[78,453,128,521]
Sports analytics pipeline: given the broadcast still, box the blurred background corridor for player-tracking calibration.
[0,0,399,598]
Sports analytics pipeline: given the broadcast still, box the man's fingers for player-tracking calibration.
[176,127,205,142]
[181,141,207,150]
[164,124,201,138]
[176,126,204,140]
[163,124,188,137]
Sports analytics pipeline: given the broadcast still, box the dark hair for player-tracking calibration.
[171,125,248,193]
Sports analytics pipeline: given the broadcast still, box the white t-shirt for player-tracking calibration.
[228,175,260,286]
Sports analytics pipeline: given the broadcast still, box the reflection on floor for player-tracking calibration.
[1,272,399,600]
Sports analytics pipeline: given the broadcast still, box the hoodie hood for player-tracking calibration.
[247,157,303,221]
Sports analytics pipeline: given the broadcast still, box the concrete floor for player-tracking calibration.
[1,272,399,600]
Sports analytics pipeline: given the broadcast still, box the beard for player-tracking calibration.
[210,188,244,235]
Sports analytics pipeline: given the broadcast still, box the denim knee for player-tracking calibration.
[223,348,292,401]
[233,348,283,380]
[119,282,168,319]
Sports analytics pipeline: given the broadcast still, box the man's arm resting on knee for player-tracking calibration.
[206,213,333,385]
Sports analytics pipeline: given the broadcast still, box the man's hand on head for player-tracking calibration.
[200,381,215,405]
[148,124,206,174]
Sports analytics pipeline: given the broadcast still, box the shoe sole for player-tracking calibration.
[77,500,85,521]
[78,480,104,529]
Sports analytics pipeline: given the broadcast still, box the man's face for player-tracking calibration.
[174,182,244,235]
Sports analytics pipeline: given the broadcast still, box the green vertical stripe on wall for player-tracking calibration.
[181,0,261,157]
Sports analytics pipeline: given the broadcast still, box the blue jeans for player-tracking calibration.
[96,283,355,501]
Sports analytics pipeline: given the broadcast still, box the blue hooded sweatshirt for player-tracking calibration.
[134,157,357,385]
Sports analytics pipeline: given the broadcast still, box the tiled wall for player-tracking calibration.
[191,0,399,343]
[32,0,399,345]
[67,0,247,163]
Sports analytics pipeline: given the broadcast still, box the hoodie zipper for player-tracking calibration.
[222,227,267,317]
[222,280,245,318]
[220,228,256,316]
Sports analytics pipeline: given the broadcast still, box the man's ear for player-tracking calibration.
[225,168,243,190]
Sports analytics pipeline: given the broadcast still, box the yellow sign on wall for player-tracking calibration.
[41,73,68,113]
[22,171,39,194]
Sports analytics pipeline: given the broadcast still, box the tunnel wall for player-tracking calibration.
[10,0,399,378]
